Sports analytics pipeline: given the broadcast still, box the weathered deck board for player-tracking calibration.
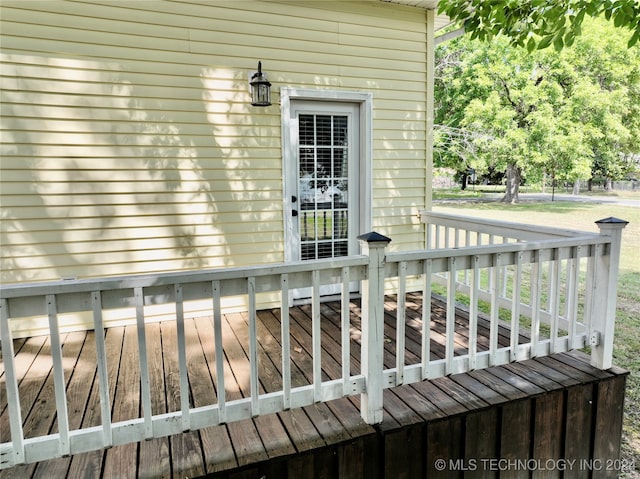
[0,294,628,479]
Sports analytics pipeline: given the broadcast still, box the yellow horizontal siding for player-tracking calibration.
[1,0,429,290]
[1,190,280,207]
[3,216,281,238]
[6,252,286,284]
[3,54,427,94]
[1,149,284,162]
[4,233,284,261]
[3,133,282,149]
[4,227,282,249]
[1,199,283,218]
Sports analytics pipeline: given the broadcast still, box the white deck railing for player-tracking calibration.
[0,213,627,468]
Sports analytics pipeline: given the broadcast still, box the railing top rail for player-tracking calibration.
[0,255,368,300]
[421,210,600,240]
[388,233,610,263]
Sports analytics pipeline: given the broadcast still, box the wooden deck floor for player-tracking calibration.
[0,293,628,479]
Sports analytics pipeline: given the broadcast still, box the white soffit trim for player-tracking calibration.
[378,0,453,31]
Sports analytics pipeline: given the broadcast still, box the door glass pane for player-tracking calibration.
[298,113,349,260]
[299,115,315,145]
[316,116,332,145]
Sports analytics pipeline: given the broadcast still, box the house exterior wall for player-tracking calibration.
[1,1,429,287]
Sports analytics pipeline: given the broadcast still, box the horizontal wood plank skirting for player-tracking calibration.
[0,294,627,479]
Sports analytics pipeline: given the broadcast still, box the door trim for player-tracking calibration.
[281,88,373,264]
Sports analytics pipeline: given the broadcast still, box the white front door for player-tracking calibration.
[284,100,362,299]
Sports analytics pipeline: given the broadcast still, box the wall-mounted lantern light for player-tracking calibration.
[250,61,272,107]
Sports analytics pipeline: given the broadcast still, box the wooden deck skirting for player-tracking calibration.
[0,293,628,479]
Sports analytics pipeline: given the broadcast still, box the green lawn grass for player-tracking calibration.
[434,198,640,474]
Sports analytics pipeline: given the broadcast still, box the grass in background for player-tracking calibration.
[434,198,640,474]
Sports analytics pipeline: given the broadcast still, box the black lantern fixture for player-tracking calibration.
[250,61,272,107]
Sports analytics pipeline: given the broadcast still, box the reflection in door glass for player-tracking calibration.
[298,114,348,260]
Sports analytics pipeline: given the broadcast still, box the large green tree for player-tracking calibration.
[438,0,640,50]
[434,16,639,202]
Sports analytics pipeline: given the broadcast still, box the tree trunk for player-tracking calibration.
[572,179,581,195]
[588,178,593,192]
[502,164,521,204]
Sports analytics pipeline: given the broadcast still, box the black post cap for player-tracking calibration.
[357,231,392,243]
[595,217,629,226]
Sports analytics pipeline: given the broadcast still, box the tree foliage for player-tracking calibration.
[438,0,640,51]
[434,17,640,202]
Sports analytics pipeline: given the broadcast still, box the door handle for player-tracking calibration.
[292,210,298,217]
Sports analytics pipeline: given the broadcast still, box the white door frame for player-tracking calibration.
[281,87,373,264]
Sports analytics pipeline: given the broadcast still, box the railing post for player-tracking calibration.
[358,231,392,425]
[590,217,628,369]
